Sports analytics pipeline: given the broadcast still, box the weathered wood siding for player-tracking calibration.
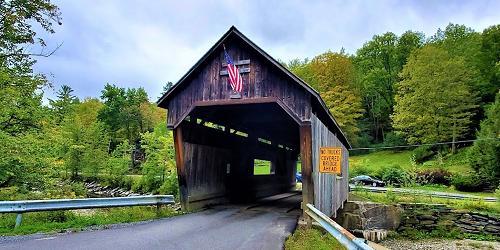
[166,39,312,128]
[311,113,349,217]
[179,120,297,209]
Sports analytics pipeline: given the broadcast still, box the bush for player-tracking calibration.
[350,165,372,178]
[379,165,410,186]
[416,169,452,185]
[383,132,406,149]
[451,173,485,192]
[412,145,436,164]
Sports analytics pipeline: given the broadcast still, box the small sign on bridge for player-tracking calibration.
[319,147,342,174]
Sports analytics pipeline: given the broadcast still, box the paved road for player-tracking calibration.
[349,184,498,202]
[0,193,301,250]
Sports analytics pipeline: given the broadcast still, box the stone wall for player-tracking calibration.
[336,201,500,240]
[399,203,499,236]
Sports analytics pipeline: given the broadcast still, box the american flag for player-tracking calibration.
[224,47,243,92]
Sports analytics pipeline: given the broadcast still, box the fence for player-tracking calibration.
[0,195,175,228]
[304,203,373,250]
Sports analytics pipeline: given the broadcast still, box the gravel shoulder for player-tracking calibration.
[381,238,500,250]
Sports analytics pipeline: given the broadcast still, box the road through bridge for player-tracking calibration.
[0,193,302,250]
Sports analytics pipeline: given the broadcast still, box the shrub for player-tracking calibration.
[412,145,436,164]
[379,165,410,186]
[350,165,372,178]
[416,169,452,185]
[383,132,406,149]
[451,173,485,192]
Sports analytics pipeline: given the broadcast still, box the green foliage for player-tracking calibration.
[104,141,132,188]
[451,173,485,192]
[468,91,500,187]
[0,130,52,189]
[0,0,62,67]
[0,64,47,135]
[379,165,410,186]
[49,85,79,124]
[382,131,406,148]
[62,99,109,180]
[137,124,178,195]
[98,84,155,146]
[412,146,436,164]
[286,52,364,142]
[416,169,452,185]
[393,45,478,144]
[354,31,424,143]
[480,25,500,104]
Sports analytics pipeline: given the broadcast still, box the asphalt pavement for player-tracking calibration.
[0,193,302,250]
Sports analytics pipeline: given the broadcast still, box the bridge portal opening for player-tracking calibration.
[174,102,301,209]
[158,27,350,216]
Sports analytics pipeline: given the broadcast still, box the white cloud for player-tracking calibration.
[33,0,500,102]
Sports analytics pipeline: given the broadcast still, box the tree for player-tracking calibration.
[308,52,364,141]
[0,65,47,135]
[354,31,424,143]
[139,123,177,195]
[49,84,79,124]
[0,0,62,67]
[161,81,174,96]
[286,52,364,142]
[480,25,500,104]
[468,91,500,187]
[98,84,151,147]
[392,45,478,148]
[63,99,108,180]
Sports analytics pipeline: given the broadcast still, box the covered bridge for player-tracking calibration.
[157,26,350,217]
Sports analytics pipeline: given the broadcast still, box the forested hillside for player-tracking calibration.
[284,24,500,190]
[0,0,498,202]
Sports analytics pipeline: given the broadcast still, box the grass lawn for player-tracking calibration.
[349,149,472,176]
[0,206,181,236]
[285,226,346,250]
[352,191,500,215]
[410,184,497,197]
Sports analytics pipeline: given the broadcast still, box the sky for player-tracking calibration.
[33,0,500,102]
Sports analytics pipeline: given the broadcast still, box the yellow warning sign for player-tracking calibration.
[319,147,342,174]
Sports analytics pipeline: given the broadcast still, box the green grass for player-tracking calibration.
[285,226,346,250]
[0,206,181,236]
[352,190,500,215]
[350,150,414,172]
[410,184,496,197]
[349,149,473,176]
[254,159,272,175]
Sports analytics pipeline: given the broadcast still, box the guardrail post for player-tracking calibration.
[15,213,22,228]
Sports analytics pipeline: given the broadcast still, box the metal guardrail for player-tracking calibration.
[304,203,373,250]
[0,195,175,228]
[349,184,498,202]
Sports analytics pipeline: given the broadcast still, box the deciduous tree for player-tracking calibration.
[392,45,478,147]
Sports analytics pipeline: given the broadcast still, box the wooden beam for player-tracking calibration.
[300,123,314,226]
[222,59,250,67]
[220,67,250,75]
[173,125,189,211]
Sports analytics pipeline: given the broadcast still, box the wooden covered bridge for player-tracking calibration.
[157,26,350,217]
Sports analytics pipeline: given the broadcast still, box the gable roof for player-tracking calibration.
[157,26,351,148]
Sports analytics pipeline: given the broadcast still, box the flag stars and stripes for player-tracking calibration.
[224,46,243,93]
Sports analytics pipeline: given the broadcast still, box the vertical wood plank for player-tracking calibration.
[300,123,314,212]
[173,125,189,210]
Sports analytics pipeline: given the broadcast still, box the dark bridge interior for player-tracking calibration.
[177,102,300,208]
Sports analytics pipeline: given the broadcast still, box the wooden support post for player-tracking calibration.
[300,123,314,228]
[173,125,189,211]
